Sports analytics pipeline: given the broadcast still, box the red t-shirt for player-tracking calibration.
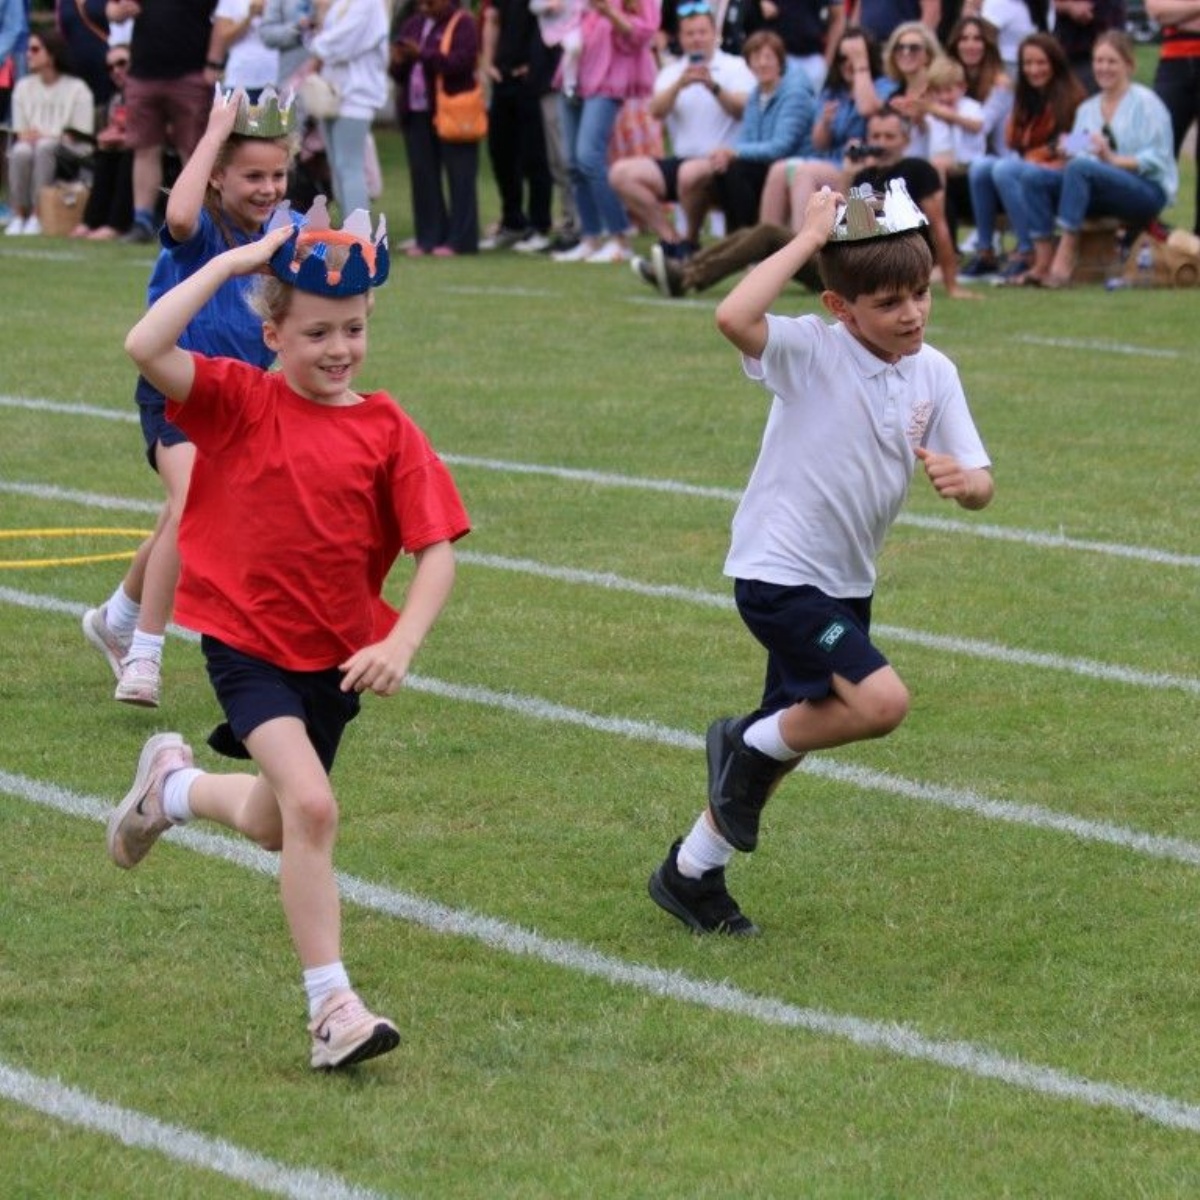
[168,355,470,671]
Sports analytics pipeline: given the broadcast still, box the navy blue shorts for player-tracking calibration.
[137,393,190,470]
[201,635,361,773]
[734,579,889,718]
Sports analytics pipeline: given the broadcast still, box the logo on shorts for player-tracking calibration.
[816,620,848,652]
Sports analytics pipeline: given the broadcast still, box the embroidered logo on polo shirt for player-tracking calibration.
[816,620,848,652]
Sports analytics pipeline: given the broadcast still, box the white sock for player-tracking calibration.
[677,813,734,878]
[743,711,804,762]
[127,629,165,664]
[161,767,201,824]
[106,584,141,636]
[304,962,352,1019]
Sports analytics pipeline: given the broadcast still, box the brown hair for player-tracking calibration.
[1093,29,1136,69]
[818,231,933,301]
[742,30,787,71]
[947,15,1006,103]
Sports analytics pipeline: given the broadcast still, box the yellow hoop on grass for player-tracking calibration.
[0,528,152,569]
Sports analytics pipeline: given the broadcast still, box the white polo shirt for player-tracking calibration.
[724,314,991,597]
[654,50,757,158]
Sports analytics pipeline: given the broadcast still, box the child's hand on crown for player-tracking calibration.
[802,187,843,243]
[225,223,295,275]
[208,87,245,139]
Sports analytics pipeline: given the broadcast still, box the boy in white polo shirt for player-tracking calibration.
[649,181,995,936]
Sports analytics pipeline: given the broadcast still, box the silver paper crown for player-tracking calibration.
[217,84,298,138]
[830,179,929,243]
[265,196,390,296]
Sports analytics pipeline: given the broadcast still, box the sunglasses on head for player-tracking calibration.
[677,1,712,15]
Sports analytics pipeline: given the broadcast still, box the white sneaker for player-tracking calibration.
[586,238,630,264]
[106,732,193,869]
[82,605,132,679]
[114,656,162,707]
[513,232,551,253]
[552,240,598,263]
[22,215,41,236]
[309,990,401,1070]
[5,216,26,236]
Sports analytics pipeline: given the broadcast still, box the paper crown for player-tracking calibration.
[217,84,298,138]
[265,196,390,296]
[829,179,929,244]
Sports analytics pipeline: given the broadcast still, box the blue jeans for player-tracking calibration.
[1046,156,1167,233]
[993,157,1062,245]
[558,93,627,238]
[321,115,371,217]
[967,156,1033,254]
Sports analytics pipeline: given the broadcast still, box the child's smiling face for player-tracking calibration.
[264,290,372,404]
[212,139,291,234]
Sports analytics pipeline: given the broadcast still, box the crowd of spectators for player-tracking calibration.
[0,0,1194,284]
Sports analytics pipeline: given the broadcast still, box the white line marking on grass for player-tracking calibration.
[5,768,1200,1136]
[5,580,1200,854]
[0,1059,390,1200]
[6,398,1199,568]
[1014,335,1185,360]
[458,551,1200,696]
[14,480,1198,695]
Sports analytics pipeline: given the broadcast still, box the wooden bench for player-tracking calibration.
[1074,217,1125,283]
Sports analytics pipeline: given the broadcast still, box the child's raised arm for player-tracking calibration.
[165,88,242,242]
[125,224,293,402]
[715,189,841,359]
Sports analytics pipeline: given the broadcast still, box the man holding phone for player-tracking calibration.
[609,2,755,260]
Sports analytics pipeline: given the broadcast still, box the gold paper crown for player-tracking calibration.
[217,84,298,139]
[830,179,929,244]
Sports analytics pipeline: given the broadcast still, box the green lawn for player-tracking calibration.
[1,127,1199,1198]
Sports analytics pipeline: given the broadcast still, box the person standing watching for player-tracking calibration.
[107,0,222,243]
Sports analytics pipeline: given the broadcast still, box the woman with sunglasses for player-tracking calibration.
[70,42,136,239]
[881,20,941,158]
[962,31,1082,278]
[1018,30,1176,286]
[5,29,95,236]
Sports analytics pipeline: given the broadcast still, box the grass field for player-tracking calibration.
[2,128,1200,1198]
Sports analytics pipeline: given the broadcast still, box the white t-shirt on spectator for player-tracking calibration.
[654,49,756,159]
[216,0,282,91]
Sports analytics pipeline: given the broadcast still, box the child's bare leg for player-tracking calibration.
[138,440,195,636]
[777,665,910,752]
[241,716,342,969]
[188,770,284,850]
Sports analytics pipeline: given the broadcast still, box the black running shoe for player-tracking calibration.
[648,839,759,936]
[706,717,786,852]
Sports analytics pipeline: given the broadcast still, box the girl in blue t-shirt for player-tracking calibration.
[82,88,296,709]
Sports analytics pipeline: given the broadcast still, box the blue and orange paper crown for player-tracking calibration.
[265,197,390,297]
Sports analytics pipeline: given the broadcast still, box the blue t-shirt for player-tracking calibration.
[134,208,276,415]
